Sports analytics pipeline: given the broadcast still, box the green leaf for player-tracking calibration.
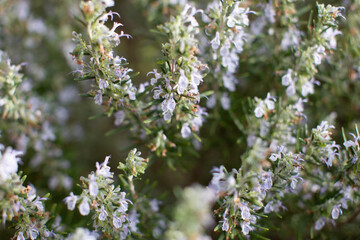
[74,75,95,81]
[105,124,130,136]
[88,113,106,120]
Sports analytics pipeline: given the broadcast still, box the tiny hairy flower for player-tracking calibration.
[89,174,99,196]
[344,133,358,148]
[220,218,229,232]
[102,0,114,7]
[94,90,103,105]
[98,205,108,221]
[0,147,23,181]
[301,80,316,97]
[96,155,112,178]
[281,69,293,86]
[17,232,25,240]
[28,227,39,240]
[221,92,230,110]
[314,217,326,231]
[331,204,342,219]
[181,123,192,138]
[177,69,188,94]
[211,32,220,50]
[313,45,326,65]
[281,29,302,50]
[114,111,125,126]
[67,228,97,240]
[118,192,130,213]
[99,78,109,90]
[113,213,125,229]
[148,69,161,85]
[240,221,253,235]
[239,203,251,220]
[64,192,78,210]
[79,197,90,216]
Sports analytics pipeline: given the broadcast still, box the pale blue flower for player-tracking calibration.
[331,204,342,219]
[98,205,108,221]
[79,197,90,216]
[64,192,78,210]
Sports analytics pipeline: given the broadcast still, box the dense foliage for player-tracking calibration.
[1,0,360,239]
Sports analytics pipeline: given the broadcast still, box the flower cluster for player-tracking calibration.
[147,3,207,136]
[71,0,135,110]
[203,1,253,109]
[64,155,134,239]
[2,0,360,239]
[0,143,56,240]
[279,3,344,99]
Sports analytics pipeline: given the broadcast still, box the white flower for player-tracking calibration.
[27,185,37,201]
[114,111,125,126]
[301,80,314,96]
[239,203,251,220]
[64,192,78,211]
[313,45,326,65]
[315,217,326,231]
[223,72,237,92]
[264,201,274,214]
[94,90,103,105]
[264,2,276,23]
[264,93,276,110]
[281,69,293,86]
[153,87,162,99]
[127,83,137,100]
[211,32,220,50]
[281,29,302,50]
[286,82,296,96]
[98,205,108,221]
[161,94,176,113]
[254,101,265,118]
[163,111,173,121]
[181,123,192,138]
[17,232,25,240]
[294,98,307,112]
[32,196,46,212]
[220,218,229,232]
[261,172,272,190]
[220,93,231,110]
[181,4,201,27]
[148,69,161,85]
[128,209,140,232]
[241,221,253,235]
[89,174,99,197]
[344,133,358,148]
[28,227,39,240]
[206,94,216,109]
[322,28,342,49]
[331,204,342,219]
[150,199,160,212]
[177,69,188,94]
[67,228,97,240]
[0,147,22,181]
[232,30,246,53]
[102,0,114,7]
[99,78,109,90]
[79,197,90,216]
[96,155,112,178]
[41,121,56,141]
[118,192,130,213]
[190,70,203,86]
[113,214,125,229]
[138,82,148,93]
